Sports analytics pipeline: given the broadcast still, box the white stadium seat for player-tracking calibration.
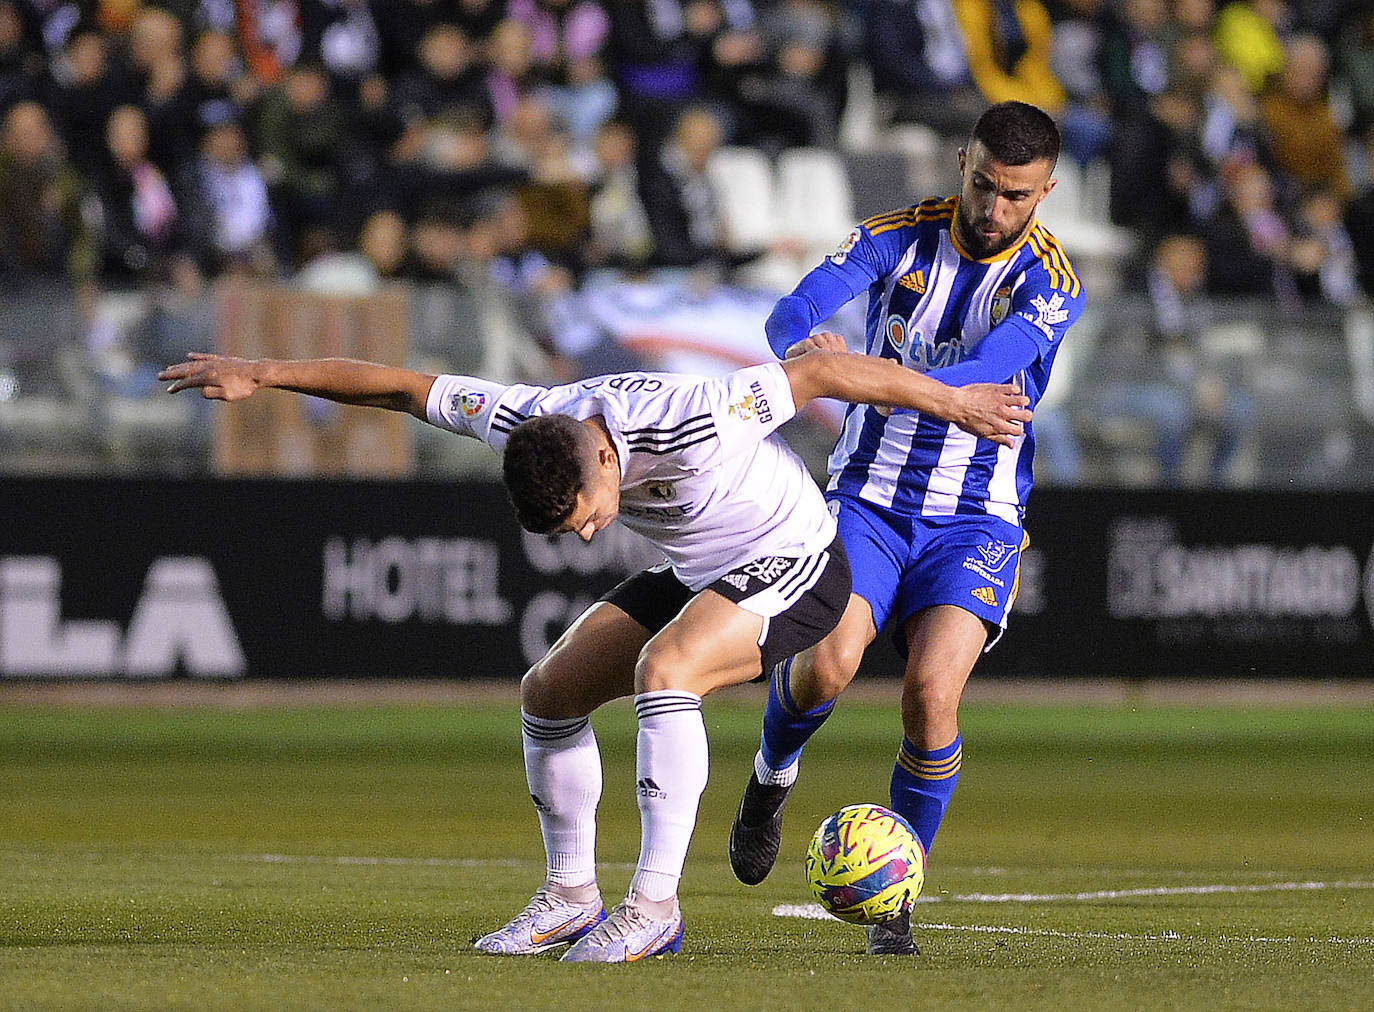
[706,146,779,254]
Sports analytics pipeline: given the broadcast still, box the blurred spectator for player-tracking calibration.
[403,199,468,280]
[1197,159,1298,303]
[1099,0,1170,115]
[234,0,304,85]
[1344,124,1374,295]
[390,23,494,129]
[507,0,617,143]
[462,187,571,379]
[1290,185,1358,306]
[1213,0,1289,93]
[1090,234,1250,485]
[186,28,258,134]
[46,27,134,180]
[638,103,728,267]
[1110,85,1208,232]
[952,0,1066,112]
[1045,0,1114,164]
[730,0,847,153]
[0,98,95,284]
[189,117,276,276]
[693,1,770,121]
[584,117,654,268]
[301,0,381,88]
[293,215,399,293]
[490,94,593,259]
[492,92,589,177]
[370,0,457,78]
[1198,61,1268,172]
[90,104,205,289]
[1336,6,1374,133]
[856,0,984,136]
[127,5,199,174]
[253,61,352,261]
[1145,233,1250,485]
[0,0,41,113]
[604,0,722,158]
[1258,34,1349,200]
[486,17,540,126]
[455,0,511,40]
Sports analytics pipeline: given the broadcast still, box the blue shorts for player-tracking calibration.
[827,492,1028,655]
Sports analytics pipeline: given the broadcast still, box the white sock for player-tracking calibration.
[630,691,708,903]
[521,710,601,888]
[754,749,798,787]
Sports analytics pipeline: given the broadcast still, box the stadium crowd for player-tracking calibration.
[2,0,1373,482]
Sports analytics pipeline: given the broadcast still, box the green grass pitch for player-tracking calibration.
[1,688,1371,1010]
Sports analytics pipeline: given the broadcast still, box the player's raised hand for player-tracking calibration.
[950,383,1032,448]
[159,353,260,401]
[783,331,848,359]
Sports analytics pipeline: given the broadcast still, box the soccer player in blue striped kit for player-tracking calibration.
[728,101,1085,955]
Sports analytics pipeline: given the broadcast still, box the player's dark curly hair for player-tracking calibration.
[502,414,588,534]
[971,101,1060,169]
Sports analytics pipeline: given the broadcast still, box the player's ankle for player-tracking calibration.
[545,880,600,904]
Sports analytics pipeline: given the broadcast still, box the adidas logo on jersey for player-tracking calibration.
[971,586,998,606]
[898,270,927,294]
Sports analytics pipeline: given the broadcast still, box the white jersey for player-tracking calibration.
[426,363,837,591]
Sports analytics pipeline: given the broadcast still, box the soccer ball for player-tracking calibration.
[805,804,925,924]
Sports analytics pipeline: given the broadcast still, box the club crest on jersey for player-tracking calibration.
[829,227,861,265]
[885,314,909,350]
[991,285,1012,325]
[450,388,487,418]
[645,480,676,500]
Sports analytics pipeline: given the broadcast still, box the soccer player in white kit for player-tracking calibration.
[159,348,1030,962]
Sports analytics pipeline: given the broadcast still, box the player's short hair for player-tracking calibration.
[502,414,589,534]
[970,101,1060,169]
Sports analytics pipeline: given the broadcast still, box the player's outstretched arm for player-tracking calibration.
[158,353,437,419]
[780,348,1031,448]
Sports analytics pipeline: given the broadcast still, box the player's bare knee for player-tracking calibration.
[519,662,558,715]
[807,638,861,701]
[904,681,961,743]
[634,638,693,694]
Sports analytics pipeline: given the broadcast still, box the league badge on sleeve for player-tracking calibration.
[451,389,488,418]
[829,227,861,266]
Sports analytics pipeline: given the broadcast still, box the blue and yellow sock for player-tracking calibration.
[758,657,835,775]
[890,735,962,855]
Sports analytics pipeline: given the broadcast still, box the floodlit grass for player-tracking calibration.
[1,692,1371,1010]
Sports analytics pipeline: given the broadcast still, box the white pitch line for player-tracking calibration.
[773,906,1374,946]
[777,879,1374,913]
[946,879,1374,903]
[235,853,640,871]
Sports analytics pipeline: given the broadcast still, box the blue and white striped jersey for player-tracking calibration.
[776,197,1083,525]
[425,364,836,590]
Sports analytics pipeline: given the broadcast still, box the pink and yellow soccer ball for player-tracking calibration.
[805,804,926,924]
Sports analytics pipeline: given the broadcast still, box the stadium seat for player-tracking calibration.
[776,147,856,248]
[706,146,779,255]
